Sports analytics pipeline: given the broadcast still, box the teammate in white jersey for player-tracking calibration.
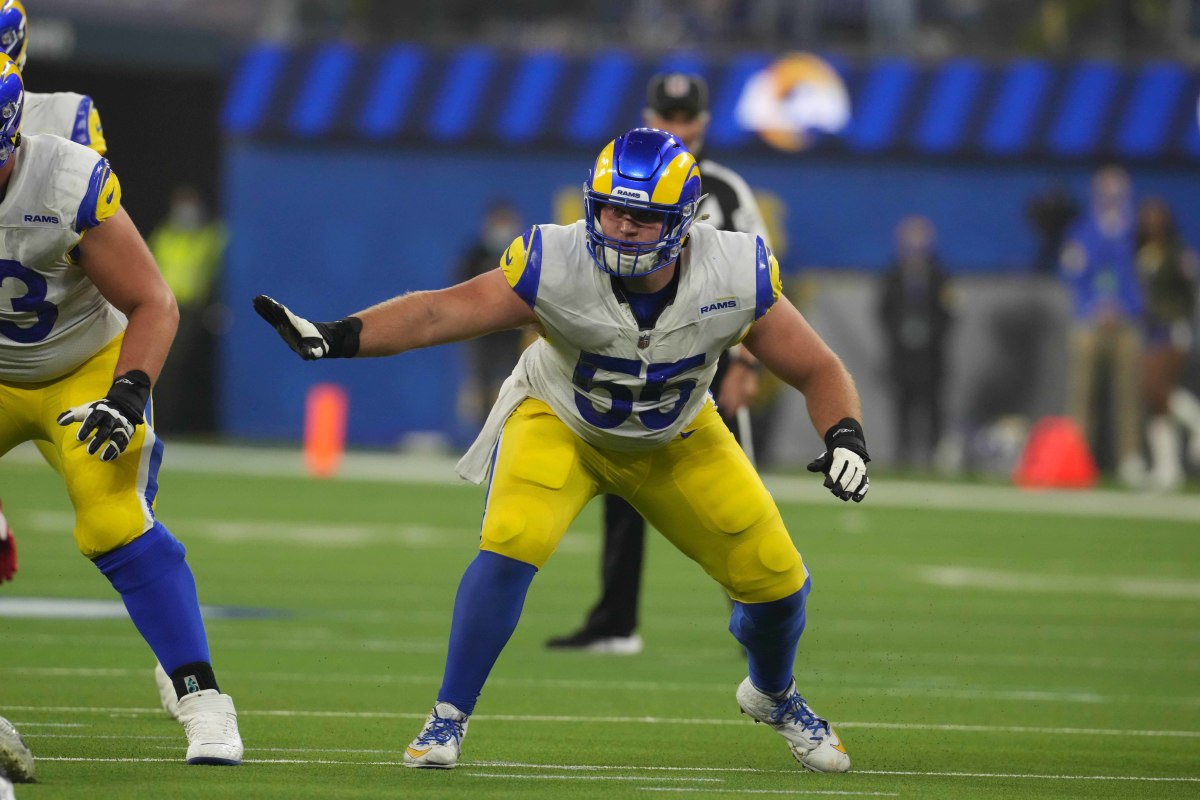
[0,0,107,582]
[256,128,870,773]
[0,55,242,765]
[0,1,106,154]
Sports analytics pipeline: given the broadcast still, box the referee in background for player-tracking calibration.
[546,72,771,654]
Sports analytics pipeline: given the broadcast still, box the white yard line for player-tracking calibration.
[7,441,1200,523]
[10,664,1200,706]
[29,756,1200,783]
[10,704,1200,738]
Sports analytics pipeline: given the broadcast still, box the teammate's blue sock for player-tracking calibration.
[728,579,811,695]
[93,521,212,676]
[438,550,537,715]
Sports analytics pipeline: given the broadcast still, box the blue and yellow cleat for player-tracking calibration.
[736,677,851,773]
[404,702,469,769]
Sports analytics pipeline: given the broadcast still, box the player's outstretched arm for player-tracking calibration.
[742,295,870,502]
[256,268,537,360]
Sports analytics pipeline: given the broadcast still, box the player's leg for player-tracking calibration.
[545,493,645,652]
[45,338,241,765]
[406,399,600,768]
[627,402,849,772]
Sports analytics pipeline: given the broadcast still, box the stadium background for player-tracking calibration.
[19,0,1200,473]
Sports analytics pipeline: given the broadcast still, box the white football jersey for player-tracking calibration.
[457,220,781,482]
[22,91,107,154]
[0,134,124,382]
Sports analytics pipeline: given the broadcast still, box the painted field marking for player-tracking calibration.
[29,756,1200,783]
[12,705,1200,739]
[918,565,1200,600]
[641,790,900,797]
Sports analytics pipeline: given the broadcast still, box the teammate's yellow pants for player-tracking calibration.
[0,335,160,557]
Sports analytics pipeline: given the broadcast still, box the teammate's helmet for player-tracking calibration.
[0,53,20,165]
[583,127,702,278]
[0,1,26,71]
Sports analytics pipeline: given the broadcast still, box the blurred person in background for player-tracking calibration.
[1135,196,1200,490]
[455,199,526,425]
[1059,165,1144,485]
[545,72,767,654]
[1027,182,1079,276]
[148,185,227,436]
[877,215,954,470]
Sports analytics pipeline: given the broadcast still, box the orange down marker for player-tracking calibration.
[303,383,348,478]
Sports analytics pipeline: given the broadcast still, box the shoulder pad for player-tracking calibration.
[501,226,542,309]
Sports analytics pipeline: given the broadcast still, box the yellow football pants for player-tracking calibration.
[0,334,160,557]
[480,398,808,603]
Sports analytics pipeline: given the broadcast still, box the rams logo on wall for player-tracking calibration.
[735,53,850,152]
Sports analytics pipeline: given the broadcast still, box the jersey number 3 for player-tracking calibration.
[0,260,58,343]
[573,352,705,430]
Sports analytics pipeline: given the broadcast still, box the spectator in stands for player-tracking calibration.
[1059,165,1144,485]
[1135,196,1200,490]
[877,215,954,469]
[455,200,526,424]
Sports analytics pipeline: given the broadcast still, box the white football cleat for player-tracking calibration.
[736,677,850,773]
[154,663,181,721]
[177,689,243,765]
[404,702,468,769]
[0,716,35,783]
[0,775,15,800]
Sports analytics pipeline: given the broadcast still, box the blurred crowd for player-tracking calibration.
[60,0,1198,58]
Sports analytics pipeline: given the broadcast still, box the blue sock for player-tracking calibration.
[93,521,211,674]
[728,579,811,695]
[438,550,537,715]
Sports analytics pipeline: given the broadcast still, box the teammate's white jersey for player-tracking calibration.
[0,134,123,382]
[22,91,107,154]
[457,220,781,482]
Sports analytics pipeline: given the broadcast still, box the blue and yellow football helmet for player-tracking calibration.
[0,53,21,165]
[0,0,25,71]
[583,127,702,278]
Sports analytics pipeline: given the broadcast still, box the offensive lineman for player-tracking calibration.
[256,128,870,772]
[0,55,243,765]
[0,0,106,584]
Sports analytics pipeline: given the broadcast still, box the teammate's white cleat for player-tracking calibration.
[0,775,14,800]
[404,702,469,769]
[736,677,850,773]
[0,716,35,783]
[154,662,181,721]
[177,689,243,765]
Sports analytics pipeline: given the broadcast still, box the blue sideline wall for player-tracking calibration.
[220,143,1200,446]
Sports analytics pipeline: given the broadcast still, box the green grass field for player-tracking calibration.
[2,447,1198,799]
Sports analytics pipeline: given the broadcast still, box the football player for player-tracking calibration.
[0,0,106,153]
[0,55,242,765]
[0,0,106,581]
[257,128,869,773]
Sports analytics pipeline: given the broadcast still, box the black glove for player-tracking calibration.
[253,295,362,360]
[806,417,871,502]
[56,370,151,462]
